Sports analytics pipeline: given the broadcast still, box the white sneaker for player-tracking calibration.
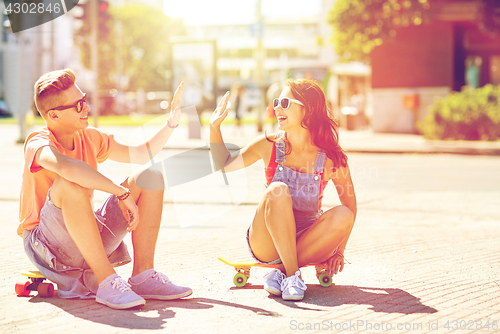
[96,274,145,309]
[263,269,286,296]
[281,270,307,301]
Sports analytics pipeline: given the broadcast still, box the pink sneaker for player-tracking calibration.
[96,274,145,309]
[128,269,192,300]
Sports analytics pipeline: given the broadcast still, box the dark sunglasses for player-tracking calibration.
[273,97,304,110]
[47,94,87,113]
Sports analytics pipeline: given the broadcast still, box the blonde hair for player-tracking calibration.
[34,69,76,115]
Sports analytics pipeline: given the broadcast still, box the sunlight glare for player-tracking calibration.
[164,0,321,25]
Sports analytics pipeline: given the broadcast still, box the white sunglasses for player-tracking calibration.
[273,97,304,110]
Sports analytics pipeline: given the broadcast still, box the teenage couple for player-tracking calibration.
[19,69,356,309]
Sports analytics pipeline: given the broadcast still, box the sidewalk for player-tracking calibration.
[104,123,500,156]
[2,122,500,155]
[1,123,499,333]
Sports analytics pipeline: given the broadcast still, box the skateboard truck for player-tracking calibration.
[15,271,54,298]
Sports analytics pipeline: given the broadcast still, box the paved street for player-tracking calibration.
[0,123,499,333]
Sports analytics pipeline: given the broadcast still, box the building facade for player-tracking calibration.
[370,0,500,133]
[173,0,338,90]
[1,1,88,140]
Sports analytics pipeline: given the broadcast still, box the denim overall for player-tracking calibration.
[246,136,327,264]
[272,138,326,233]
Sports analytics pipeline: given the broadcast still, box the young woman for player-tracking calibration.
[210,79,356,301]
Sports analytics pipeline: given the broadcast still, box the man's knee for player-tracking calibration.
[133,166,165,191]
[51,176,88,207]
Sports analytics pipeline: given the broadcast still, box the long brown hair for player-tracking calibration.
[267,79,348,168]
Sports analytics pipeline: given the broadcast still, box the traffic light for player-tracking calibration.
[3,8,11,31]
[74,0,111,36]
[98,0,109,13]
[74,0,90,34]
[98,0,111,36]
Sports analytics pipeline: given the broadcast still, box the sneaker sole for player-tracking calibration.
[282,294,304,301]
[96,298,146,310]
[264,285,282,296]
[140,289,193,300]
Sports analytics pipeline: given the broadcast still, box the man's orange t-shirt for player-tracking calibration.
[18,127,114,236]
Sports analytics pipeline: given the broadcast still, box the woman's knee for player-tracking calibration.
[263,182,292,206]
[322,205,354,234]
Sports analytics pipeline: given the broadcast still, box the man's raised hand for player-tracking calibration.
[168,81,184,128]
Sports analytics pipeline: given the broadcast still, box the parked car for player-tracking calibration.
[0,100,12,118]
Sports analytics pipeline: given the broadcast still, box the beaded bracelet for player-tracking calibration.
[332,251,351,264]
[117,189,131,201]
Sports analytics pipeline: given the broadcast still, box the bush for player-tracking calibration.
[419,84,500,141]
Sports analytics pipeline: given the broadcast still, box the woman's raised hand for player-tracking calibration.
[209,91,230,128]
[168,81,184,127]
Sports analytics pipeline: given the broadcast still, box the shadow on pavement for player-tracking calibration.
[233,284,437,314]
[28,296,279,329]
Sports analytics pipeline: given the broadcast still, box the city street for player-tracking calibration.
[1,124,499,333]
[2,0,500,331]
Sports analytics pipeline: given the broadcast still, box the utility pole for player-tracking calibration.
[254,0,265,132]
[90,0,99,128]
[17,31,27,143]
[115,20,123,90]
[50,21,54,70]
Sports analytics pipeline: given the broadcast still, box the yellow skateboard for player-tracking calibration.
[217,256,333,287]
[15,270,55,297]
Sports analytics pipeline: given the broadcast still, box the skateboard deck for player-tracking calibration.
[217,256,333,287]
[16,270,55,297]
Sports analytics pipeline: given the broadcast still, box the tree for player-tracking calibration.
[75,3,185,91]
[328,0,431,63]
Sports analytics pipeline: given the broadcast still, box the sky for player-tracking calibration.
[163,0,322,25]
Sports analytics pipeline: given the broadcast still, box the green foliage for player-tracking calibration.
[419,85,500,141]
[328,0,431,62]
[75,4,185,91]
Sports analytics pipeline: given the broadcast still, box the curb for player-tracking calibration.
[161,145,500,156]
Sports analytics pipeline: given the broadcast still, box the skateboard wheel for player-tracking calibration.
[318,274,333,287]
[15,281,30,296]
[233,273,247,287]
[38,283,54,297]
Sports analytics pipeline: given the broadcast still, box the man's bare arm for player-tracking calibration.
[36,145,127,197]
[108,82,184,164]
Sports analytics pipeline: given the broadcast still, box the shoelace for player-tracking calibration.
[111,277,132,292]
[281,272,307,291]
[152,271,172,284]
[263,269,285,284]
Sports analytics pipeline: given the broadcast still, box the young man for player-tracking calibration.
[19,69,191,309]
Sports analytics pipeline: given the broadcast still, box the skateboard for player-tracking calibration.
[15,270,55,297]
[217,256,333,288]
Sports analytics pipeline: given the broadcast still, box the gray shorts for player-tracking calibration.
[23,192,131,298]
[35,192,129,269]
